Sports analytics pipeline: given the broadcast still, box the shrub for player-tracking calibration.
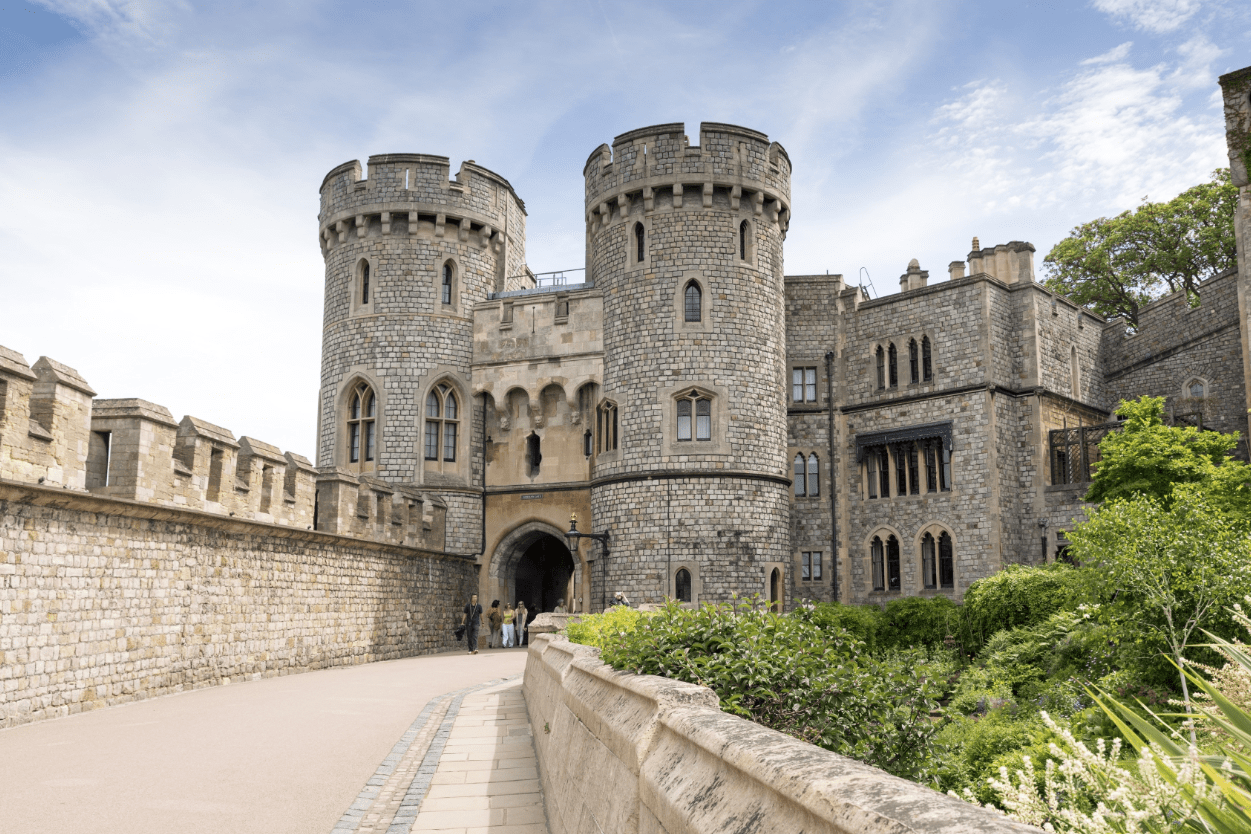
[960,564,1092,654]
[803,600,885,651]
[563,605,647,650]
[598,599,943,779]
[880,595,962,650]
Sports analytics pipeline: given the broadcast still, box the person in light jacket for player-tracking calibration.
[515,601,528,647]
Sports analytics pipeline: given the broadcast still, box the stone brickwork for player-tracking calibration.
[0,481,476,730]
[585,122,792,609]
[1102,270,1248,444]
[316,154,528,557]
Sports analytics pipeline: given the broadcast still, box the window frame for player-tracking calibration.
[596,400,619,455]
[684,281,702,323]
[922,336,933,381]
[888,343,899,388]
[921,532,937,590]
[440,259,458,310]
[352,258,375,315]
[908,339,918,384]
[343,378,379,474]
[794,453,806,498]
[871,537,885,591]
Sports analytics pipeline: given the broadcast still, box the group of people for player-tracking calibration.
[461,595,550,654]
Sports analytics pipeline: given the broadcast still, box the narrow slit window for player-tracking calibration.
[361,261,371,305]
[739,220,748,260]
[922,336,933,381]
[875,347,885,390]
[908,339,918,384]
[886,535,901,591]
[938,531,954,588]
[922,533,937,589]
[634,222,645,263]
[907,444,919,495]
[871,537,885,591]
[442,262,453,305]
[888,343,898,388]
[684,282,701,322]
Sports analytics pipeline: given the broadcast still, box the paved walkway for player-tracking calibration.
[0,647,541,834]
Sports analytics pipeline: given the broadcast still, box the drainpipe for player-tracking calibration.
[825,350,839,602]
[479,393,488,590]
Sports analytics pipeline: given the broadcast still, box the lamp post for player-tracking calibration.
[564,512,610,612]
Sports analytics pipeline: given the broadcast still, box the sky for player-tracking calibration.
[1,0,1247,457]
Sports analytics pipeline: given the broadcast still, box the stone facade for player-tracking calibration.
[308,74,1251,612]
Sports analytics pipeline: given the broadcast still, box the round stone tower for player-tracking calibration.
[584,122,792,609]
[317,154,526,553]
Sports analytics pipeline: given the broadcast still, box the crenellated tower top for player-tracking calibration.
[583,122,791,233]
[318,155,526,259]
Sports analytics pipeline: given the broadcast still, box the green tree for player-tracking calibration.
[1043,170,1238,328]
[1085,396,1245,508]
[1068,488,1251,737]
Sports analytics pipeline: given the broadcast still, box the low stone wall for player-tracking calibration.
[523,633,1035,834]
[0,481,477,729]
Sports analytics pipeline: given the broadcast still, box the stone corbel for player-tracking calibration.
[768,200,781,224]
[673,183,683,209]
[599,202,610,229]
[753,192,764,217]
[458,217,471,242]
[409,211,420,235]
[435,213,446,237]
[356,215,367,238]
[643,186,654,213]
[336,220,348,243]
[479,224,493,247]
[702,182,714,208]
[617,194,630,220]
[730,185,742,210]
[381,211,391,235]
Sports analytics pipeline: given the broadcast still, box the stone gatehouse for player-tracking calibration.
[4,67,1250,665]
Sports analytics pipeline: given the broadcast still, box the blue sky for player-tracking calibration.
[1,0,1247,456]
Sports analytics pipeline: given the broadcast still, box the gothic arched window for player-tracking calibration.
[886,535,901,590]
[675,568,692,602]
[425,383,458,462]
[876,346,886,390]
[347,381,377,470]
[794,453,806,498]
[922,336,933,381]
[807,453,819,497]
[684,281,702,322]
[871,536,885,591]
[634,222,645,264]
[888,343,898,388]
[739,220,748,260]
[908,339,919,384]
[442,261,455,306]
[361,261,371,305]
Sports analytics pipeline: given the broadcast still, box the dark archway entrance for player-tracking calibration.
[514,534,575,616]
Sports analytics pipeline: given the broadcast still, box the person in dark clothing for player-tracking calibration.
[462,594,483,654]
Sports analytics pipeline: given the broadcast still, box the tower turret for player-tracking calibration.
[584,122,792,608]
[316,154,526,553]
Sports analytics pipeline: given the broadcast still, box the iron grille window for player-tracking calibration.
[1048,422,1122,485]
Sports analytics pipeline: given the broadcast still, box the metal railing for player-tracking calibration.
[1049,421,1122,485]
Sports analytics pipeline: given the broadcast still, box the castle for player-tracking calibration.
[2,69,1249,708]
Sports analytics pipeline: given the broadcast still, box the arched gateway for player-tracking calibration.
[488,521,576,615]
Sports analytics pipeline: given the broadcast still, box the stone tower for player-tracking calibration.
[317,154,526,553]
[583,123,793,608]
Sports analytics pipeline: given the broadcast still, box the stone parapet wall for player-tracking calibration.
[0,480,476,729]
[523,634,1034,834]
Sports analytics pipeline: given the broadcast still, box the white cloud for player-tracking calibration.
[1082,41,1134,65]
[1092,0,1202,33]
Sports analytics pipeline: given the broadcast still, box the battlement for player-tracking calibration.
[0,344,447,550]
[317,153,526,260]
[1101,268,1241,375]
[584,121,791,231]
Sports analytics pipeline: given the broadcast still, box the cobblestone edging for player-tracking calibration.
[333,677,512,834]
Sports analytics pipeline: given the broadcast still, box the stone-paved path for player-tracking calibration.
[333,678,546,834]
[0,647,532,834]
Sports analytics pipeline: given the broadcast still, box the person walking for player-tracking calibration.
[515,601,528,648]
[487,600,503,649]
[502,603,516,648]
[462,594,483,654]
